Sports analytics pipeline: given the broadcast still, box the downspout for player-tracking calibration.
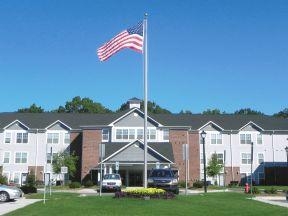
[230,130,234,181]
[35,129,38,181]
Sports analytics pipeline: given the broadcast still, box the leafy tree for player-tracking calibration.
[202,109,222,115]
[52,151,78,179]
[54,96,112,113]
[18,103,44,113]
[206,153,224,185]
[179,110,192,115]
[273,108,288,118]
[234,108,264,115]
[0,173,8,184]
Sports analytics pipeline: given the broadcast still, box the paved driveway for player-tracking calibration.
[0,198,41,215]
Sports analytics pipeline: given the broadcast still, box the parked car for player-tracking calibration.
[0,184,23,202]
[148,168,179,194]
[101,173,122,192]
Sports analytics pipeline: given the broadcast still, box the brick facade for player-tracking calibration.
[81,129,101,181]
[170,129,200,185]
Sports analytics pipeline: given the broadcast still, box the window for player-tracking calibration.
[258,153,264,164]
[47,153,57,164]
[257,134,262,144]
[137,129,143,139]
[241,153,251,164]
[102,129,109,141]
[116,129,122,139]
[240,134,251,144]
[148,129,156,140]
[163,129,169,140]
[15,152,28,164]
[123,129,128,139]
[3,152,10,164]
[64,133,70,144]
[216,153,224,164]
[47,133,59,144]
[129,129,135,139]
[5,132,11,143]
[211,134,222,144]
[16,132,28,143]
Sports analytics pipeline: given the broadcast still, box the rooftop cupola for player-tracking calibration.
[128,97,141,109]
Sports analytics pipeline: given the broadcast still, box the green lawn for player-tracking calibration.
[5,192,288,216]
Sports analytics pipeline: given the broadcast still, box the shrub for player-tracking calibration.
[248,186,260,194]
[114,188,175,199]
[27,173,36,187]
[178,180,187,188]
[83,180,94,188]
[0,174,8,185]
[20,185,37,194]
[228,181,239,187]
[69,181,81,189]
[192,180,203,188]
[264,187,278,194]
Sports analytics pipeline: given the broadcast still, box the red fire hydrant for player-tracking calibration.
[244,183,250,193]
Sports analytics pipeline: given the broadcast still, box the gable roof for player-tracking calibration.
[101,141,174,163]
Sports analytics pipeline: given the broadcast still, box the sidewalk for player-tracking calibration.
[253,196,288,208]
[0,198,41,216]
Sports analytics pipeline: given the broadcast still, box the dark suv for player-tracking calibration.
[147,169,179,194]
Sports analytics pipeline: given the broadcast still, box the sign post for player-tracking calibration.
[182,144,189,195]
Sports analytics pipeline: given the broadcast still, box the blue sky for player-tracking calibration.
[0,0,287,115]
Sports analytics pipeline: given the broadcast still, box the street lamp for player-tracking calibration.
[201,131,207,193]
[285,146,288,167]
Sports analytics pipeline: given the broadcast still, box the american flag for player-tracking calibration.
[97,22,143,61]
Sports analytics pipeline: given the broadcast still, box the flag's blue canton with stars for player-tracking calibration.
[97,22,143,61]
[127,22,143,36]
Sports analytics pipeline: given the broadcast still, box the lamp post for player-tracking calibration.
[201,131,207,193]
[285,146,288,167]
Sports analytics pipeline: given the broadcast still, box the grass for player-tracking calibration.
[5,192,288,216]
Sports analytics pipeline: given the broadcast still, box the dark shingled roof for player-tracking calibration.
[103,141,174,162]
[0,111,287,131]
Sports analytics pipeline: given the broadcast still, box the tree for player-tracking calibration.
[52,151,78,182]
[273,108,288,118]
[202,109,222,115]
[234,108,264,115]
[179,110,192,115]
[206,153,224,185]
[54,96,112,113]
[18,103,44,113]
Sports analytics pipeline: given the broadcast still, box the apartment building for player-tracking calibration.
[0,99,288,186]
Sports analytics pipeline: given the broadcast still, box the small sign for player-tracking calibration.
[182,144,189,161]
[115,161,119,170]
[61,166,68,174]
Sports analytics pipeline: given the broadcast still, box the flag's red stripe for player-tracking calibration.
[98,33,143,61]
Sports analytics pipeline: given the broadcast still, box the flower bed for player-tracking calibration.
[114,188,176,199]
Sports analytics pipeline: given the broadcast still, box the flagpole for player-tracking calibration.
[143,13,148,188]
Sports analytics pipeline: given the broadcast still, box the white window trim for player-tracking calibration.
[16,131,29,144]
[114,127,157,141]
[257,153,264,164]
[241,152,252,165]
[210,133,223,145]
[4,132,12,144]
[257,133,263,145]
[14,152,28,164]
[3,151,11,164]
[46,131,60,144]
[239,133,252,145]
